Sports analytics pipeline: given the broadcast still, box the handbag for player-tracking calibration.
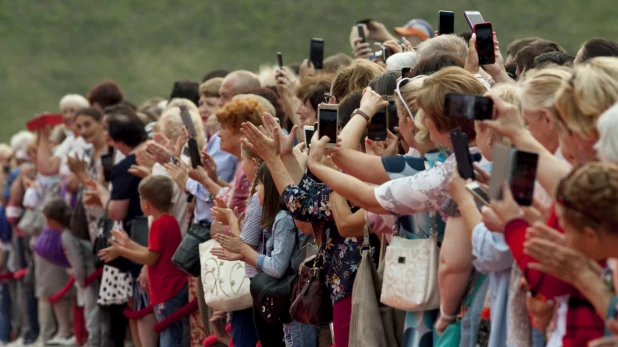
[436,274,487,347]
[92,202,131,271]
[380,211,440,311]
[172,220,212,276]
[129,215,149,247]
[34,226,71,268]
[289,225,333,326]
[349,216,404,347]
[199,239,252,312]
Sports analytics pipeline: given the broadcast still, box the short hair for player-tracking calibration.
[225,70,261,95]
[323,53,354,74]
[416,67,486,141]
[88,80,124,109]
[580,38,618,62]
[215,97,264,132]
[514,40,566,76]
[368,71,399,96]
[169,80,200,107]
[59,94,89,111]
[331,59,383,102]
[138,175,174,212]
[596,102,618,163]
[165,98,200,114]
[75,107,104,122]
[506,37,542,59]
[202,69,230,83]
[233,94,276,118]
[385,52,418,73]
[250,88,284,120]
[338,90,363,129]
[520,67,572,111]
[158,104,206,150]
[199,78,224,98]
[105,107,148,148]
[554,57,618,138]
[531,51,575,69]
[416,34,468,62]
[10,130,35,153]
[410,54,464,77]
[138,97,165,118]
[295,75,333,112]
[43,198,72,229]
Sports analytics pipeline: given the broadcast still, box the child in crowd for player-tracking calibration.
[99,175,188,347]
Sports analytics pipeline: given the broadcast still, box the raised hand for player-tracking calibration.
[210,247,245,262]
[481,92,526,141]
[214,234,245,254]
[111,228,130,247]
[164,162,188,191]
[263,113,298,156]
[201,151,218,181]
[128,165,151,179]
[136,149,157,169]
[240,120,280,163]
[210,206,238,227]
[146,141,173,166]
[489,182,522,225]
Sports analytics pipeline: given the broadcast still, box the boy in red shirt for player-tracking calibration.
[99,175,188,346]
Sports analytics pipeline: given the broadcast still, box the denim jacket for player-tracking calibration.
[256,211,308,278]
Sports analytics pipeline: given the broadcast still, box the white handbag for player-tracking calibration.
[379,212,440,312]
[199,239,252,312]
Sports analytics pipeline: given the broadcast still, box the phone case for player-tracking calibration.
[179,106,197,137]
[187,138,201,168]
[26,114,64,131]
[450,128,475,180]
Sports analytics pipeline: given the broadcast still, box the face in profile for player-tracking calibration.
[199,95,220,123]
[218,124,241,155]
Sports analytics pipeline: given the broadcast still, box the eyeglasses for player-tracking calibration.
[395,75,427,120]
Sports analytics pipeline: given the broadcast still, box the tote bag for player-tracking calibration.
[199,239,252,312]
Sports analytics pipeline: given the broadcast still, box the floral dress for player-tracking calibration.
[281,175,370,305]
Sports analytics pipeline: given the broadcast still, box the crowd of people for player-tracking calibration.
[0,13,618,347]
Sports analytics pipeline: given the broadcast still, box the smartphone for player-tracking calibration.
[444,93,494,121]
[277,52,283,69]
[466,182,490,206]
[401,67,412,78]
[386,96,398,134]
[489,144,539,206]
[510,151,539,206]
[464,11,485,30]
[179,105,197,137]
[317,104,338,148]
[474,23,495,65]
[303,125,315,149]
[450,127,475,180]
[356,18,372,25]
[101,151,115,182]
[381,45,389,61]
[438,11,455,35]
[26,114,64,131]
[368,104,388,141]
[357,24,366,43]
[309,38,324,70]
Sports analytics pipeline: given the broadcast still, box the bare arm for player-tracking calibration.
[107,199,129,222]
[331,149,390,184]
[37,128,62,176]
[329,192,365,237]
[118,246,160,267]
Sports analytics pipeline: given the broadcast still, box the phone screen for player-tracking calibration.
[465,12,485,28]
[368,108,387,141]
[451,128,474,180]
[357,24,366,43]
[310,39,324,69]
[277,52,283,68]
[467,183,490,205]
[511,151,538,206]
[318,108,337,143]
[475,24,495,65]
[445,93,493,120]
[387,100,398,133]
[439,11,455,35]
[304,127,315,148]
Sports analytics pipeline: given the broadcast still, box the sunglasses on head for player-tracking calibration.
[395,75,427,120]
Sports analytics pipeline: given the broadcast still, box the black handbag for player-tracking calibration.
[129,215,149,247]
[172,220,211,276]
[92,203,131,271]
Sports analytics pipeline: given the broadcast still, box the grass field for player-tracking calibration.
[0,0,616,141]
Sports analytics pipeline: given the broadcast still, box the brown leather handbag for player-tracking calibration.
[289,240,333,326]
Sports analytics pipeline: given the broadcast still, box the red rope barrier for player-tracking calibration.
[13,268,27,279]
[123,305,154,320]
[83,268,103,286]
[153,299,198,334]
[0,272,14,281]
[49,277,76,304]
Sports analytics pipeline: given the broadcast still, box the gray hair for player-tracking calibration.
[385,52,418,72]
[596,102,618,163]
[59,94,89,110]
[416,34,469,62]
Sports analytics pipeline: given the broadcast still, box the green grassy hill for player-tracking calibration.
[0,0,616,141]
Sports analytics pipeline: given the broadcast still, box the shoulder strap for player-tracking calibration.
[606,295,618,336]
[464,274,488,307]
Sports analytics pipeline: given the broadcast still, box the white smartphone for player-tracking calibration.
[303,125,315,148]
[317,103,339,148]
[464,11,485,30]
[466,182,490,206]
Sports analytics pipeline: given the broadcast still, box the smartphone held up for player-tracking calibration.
[317,103,338,148]
[444,93,493,121]
[309,38,324,70]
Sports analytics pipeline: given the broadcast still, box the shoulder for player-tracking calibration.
[273,211,295,229]
[113,154,136,172]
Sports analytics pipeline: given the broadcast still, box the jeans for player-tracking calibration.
[532,327,546,347]
[283,321,319,347]
[231,307,259,347]
[0,283,11,342]
[154,284,189,347]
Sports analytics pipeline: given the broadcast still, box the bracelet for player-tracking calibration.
[352,108,370,122]
[440,306,457,321]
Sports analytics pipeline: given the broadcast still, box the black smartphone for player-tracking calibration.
[511,151,539,206]
[179,105,197,137]
[317,104,338,147]
[309,38,324,70]
[101,151,114,182]
[381,45,389,61]
[277,52,283,69]
[356,18,372,25]
[187,138,201,168]
[444,93,494,121]
[368,107,388,141]
[401,67,412,78]
[357,24,366,43]
[438,11,455,35]
[387,96,398,133]
[450,127,475,180]
[474,23,495,65]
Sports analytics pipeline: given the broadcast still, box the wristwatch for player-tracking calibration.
[352,108,370,122]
